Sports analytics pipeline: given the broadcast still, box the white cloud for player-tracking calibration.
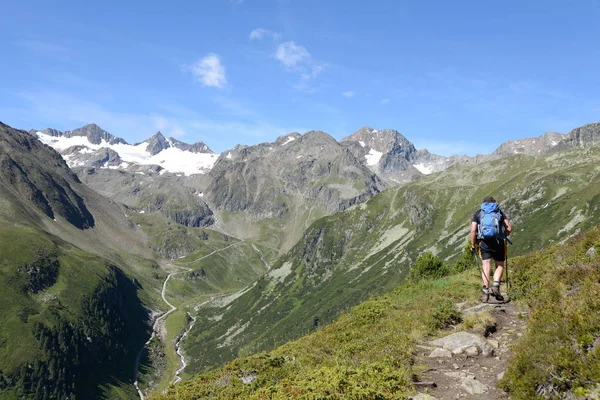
[310,65,324,79]
[275,41,310,68]
[249,28,281,41]
[189,53,227,88]
[296,65,325,93]
[381,98,390,104]
[342,91,355,98]
[252,36,324,91]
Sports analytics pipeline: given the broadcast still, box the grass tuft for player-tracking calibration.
[499,226,600,398]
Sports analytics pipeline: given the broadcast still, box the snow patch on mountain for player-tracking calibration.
[365,148,383,166]
[413,163,434,175]
[37,132,219,175]
[282,136,296,145]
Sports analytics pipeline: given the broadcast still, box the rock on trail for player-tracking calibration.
[411,296,528,400]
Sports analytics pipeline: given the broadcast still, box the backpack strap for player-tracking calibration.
[477,209,483,240]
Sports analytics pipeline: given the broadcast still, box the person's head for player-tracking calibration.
[483,196,496,203]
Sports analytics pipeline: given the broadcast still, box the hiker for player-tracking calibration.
[470,196,512,300]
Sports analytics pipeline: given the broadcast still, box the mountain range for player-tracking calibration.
[31,122,577,252]
[1,118,600,399]
[32,122,574,182]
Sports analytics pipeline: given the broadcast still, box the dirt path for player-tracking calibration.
[411,296,528,400]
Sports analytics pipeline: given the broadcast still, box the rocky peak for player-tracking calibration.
[36,124,128,146]
[206,127,385,230]
[0,122,95,229]
[40,128,63,137]
[493,131,566,157]
[298,130,338,147]
[69,123,127,145]
[169,138,214,154]
[342,127,415,154]
[145,132,169,155]
[275,132,301,146]
[554,122,600,151]
[340,127,420,176]
[141,133,214,155]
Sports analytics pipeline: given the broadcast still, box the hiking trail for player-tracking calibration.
[410,294,528,400]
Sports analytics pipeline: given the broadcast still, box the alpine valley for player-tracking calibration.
[1,118,600,399]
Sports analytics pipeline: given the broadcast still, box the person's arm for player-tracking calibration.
[470,221,478,250]
[503,219,512,236]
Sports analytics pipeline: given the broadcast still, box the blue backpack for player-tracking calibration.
[478,202,503,239]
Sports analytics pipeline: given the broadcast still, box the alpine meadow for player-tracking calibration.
[2,1,600,399]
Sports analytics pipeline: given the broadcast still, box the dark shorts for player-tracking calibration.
[478,239,506,262]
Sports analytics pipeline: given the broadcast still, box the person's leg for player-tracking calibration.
[481,258,492,290]
[493,261,504,282]
[492,260,505,299]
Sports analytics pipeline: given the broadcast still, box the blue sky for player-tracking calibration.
[1,0,599,156]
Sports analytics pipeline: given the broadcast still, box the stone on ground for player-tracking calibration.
[410,394,437,400]
[444,371,468,379]
[430,331,494,357]
[465,346,479,356]
[461,375,488,395]
[428,348,452,358]
[461,303,494,314]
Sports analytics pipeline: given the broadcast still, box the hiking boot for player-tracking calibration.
[491,285,504,302]
[481,287,490,303]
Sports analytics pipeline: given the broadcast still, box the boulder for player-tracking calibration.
[430,331,494,357]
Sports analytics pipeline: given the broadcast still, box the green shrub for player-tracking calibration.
[427,300,462,331]
[453,241,476,273]
[409,252,449,281]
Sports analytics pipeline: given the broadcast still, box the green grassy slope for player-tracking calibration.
[0,224,149,399]
[180,146,600,375]
[155,273,479,399]
[155,224,600,400]
[0,123,164,398]
[500,226,600,398]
